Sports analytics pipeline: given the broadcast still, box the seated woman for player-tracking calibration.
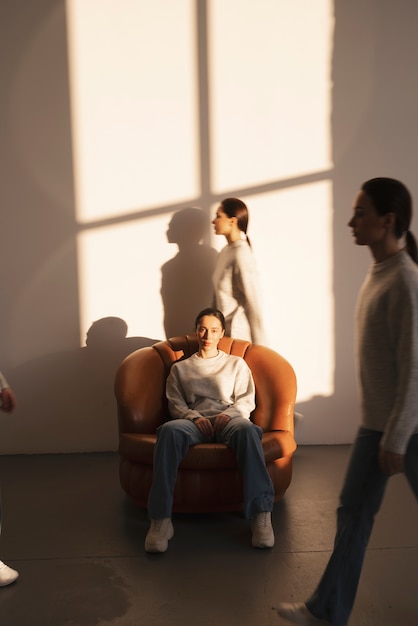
[145,307,275,553]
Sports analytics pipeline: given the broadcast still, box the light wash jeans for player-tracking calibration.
[147,417,274,519]
[306,428,418,626]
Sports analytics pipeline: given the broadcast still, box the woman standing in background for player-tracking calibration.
[212,198,266,344]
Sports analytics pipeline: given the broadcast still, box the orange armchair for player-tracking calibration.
[115,335,297,513]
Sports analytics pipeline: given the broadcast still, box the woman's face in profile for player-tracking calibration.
[212,206,232,236]
[348,191,387,248]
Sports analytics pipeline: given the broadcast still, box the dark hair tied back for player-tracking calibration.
[361,177,418,263]
[221,198,251,247]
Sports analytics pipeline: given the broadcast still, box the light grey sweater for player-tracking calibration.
[166,350,255,421]
[356,250,418,454]
[212,240,266,344]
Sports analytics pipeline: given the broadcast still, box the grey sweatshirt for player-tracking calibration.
[166,351,255,421]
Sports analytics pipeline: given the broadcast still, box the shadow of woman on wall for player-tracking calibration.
[10,317,159,452]
[161,207,218,338]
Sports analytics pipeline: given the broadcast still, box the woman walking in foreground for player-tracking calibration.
[277,177,418,625]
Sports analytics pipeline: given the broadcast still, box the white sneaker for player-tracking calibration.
[145,518,174,553]
[0,561,19,587]
[275,602,330,625]
[251,511,275,548]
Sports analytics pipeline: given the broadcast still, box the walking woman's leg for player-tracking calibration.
[306,428,389,626]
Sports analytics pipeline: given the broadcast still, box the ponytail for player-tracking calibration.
[361,178,417,263]
[221,198,250,246]
[405,231,418,264]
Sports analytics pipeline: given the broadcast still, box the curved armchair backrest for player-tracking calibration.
[115,335,297,436]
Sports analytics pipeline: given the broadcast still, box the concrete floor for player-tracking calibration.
[0,445,416,626]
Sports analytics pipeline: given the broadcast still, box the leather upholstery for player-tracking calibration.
[115,335,297,513]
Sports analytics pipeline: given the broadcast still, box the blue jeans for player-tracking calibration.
[306,428,418,626]
[147,417,274,519]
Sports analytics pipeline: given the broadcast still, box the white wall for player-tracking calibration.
[1,0,418,453]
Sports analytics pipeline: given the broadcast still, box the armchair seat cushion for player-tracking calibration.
[119,429,296,469]
[120,432,238,469]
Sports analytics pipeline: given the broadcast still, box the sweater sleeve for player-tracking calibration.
[381,279,418,454]
[166,364,201,421]
[220,359,256,420]
[0,370,9,391]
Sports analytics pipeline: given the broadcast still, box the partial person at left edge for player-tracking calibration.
[0,369,19,587]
